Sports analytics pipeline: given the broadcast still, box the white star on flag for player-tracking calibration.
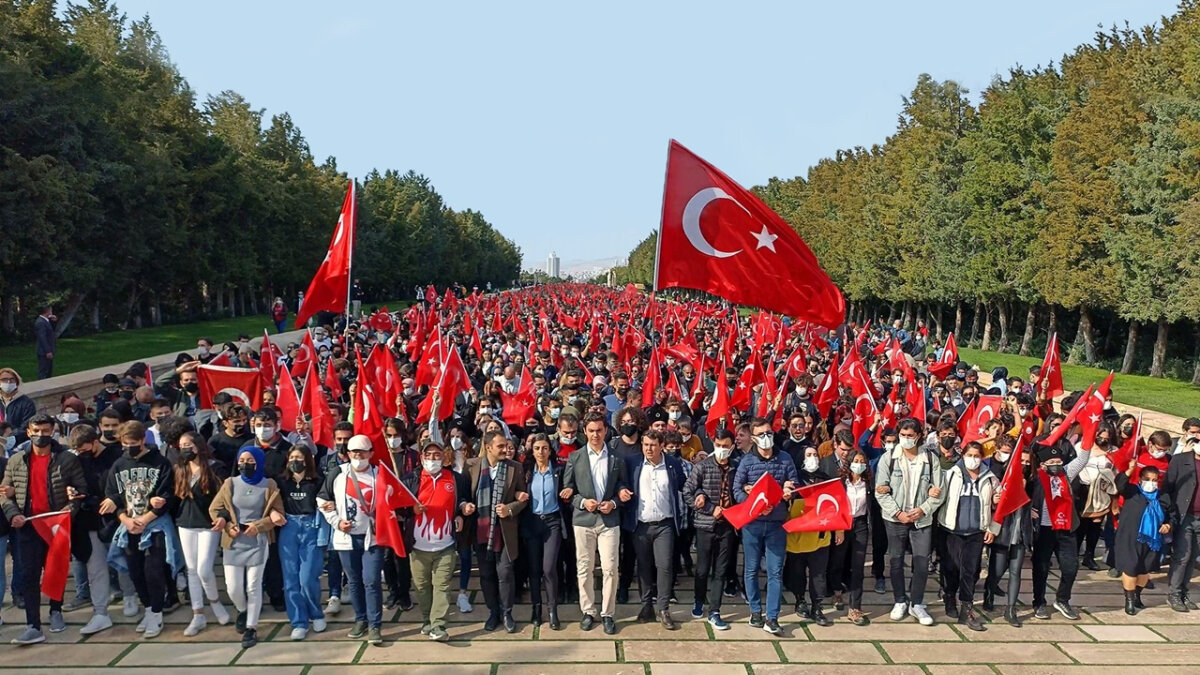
[752,225,778,252]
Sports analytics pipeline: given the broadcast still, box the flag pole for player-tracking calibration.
[344,180,357,322]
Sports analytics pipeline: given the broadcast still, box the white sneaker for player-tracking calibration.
[79,613,113,636]
[325,596,341,615]
[291,627,308,640]
[456,592,473,614]
[123,596,140,617]
[909,603,934,626]
[135,611,149,633]
[211,601,230,626]
[142,610,163,638]
[183,614,207,637]
[312,618,327,633]
[890,602,909,621]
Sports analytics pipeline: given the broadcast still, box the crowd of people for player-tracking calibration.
[0,283,1198,650]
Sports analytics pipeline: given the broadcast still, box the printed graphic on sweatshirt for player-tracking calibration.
[113,466,162,517]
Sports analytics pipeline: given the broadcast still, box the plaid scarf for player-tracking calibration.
[475,457,508,551]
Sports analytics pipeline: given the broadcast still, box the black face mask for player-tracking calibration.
[939,436,956,450]
[232,424,248,435]
[334,442,348,454]
[179,449,197,462]
[102,430,117,441]
[32,435,51,448]
[288,459,306,475]
[183,382,199,394]
[620,424,638,437]
[239,463,257,478]
[1044,463,1064,475]
[120,390,135,400]
[124,444,141,457]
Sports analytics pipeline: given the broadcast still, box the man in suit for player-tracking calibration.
[621,429,687,629]
[563,411,631,635]
[34,306,56,380]
[466,431,529,632]
[1165,436,1200,611]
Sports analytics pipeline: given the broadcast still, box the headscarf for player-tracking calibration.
[237,445,266,486]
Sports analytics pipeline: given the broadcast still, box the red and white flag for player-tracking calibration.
[783,479,853,533]
[296,181,356,327]
[30,510,71,601]
[501,365,538,427]
[928,332,958,380]
[721,473,784,530]
[959,394,1004,445]
[1078,372,1115,451]
[1039,333,1065,400]
[197,365,264,410]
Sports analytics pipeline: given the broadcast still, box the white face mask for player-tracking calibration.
[754,435,774,451]
[61,412,79,425]
[1150,448,1168,459]
[995,451,1011,464]
[884,442,896,452]
[0,382,16,395]
[964,456,982,471]
[850,462,867,475]
[403,387,414,396]
[423,459,443,475]
[668,410,681,421]
[898,437,917,450]
[350,457,370,471]
[450,437,464,451]
[681,433,692,442]
[795,386,808,397]
[254,426,275,443]
[1103,400,1113,410]
[197,346,210,357]
[478,407,492,417]
[712,447,732,462]
[386,437,403,450]
[1141,480,1158,492]
[1017,408,1029,418]
[803,456,820,472]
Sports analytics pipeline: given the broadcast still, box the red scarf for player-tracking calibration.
[1038,469,1073,531]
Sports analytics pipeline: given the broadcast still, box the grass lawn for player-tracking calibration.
[958,346,1200,420]
[0,299,414,382]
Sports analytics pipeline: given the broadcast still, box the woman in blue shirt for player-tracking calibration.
[520,433,568,630]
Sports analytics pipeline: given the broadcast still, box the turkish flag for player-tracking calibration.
[197,365,264,410]
[1078,371,1115,451]
[959,394,1004,445]
[353,350,386,460]
[30,510,71,601]
[784,346,808,383]
[365,344,401,419]
[415,346,470,424]
[369,307,395,334]
[303,361,334,449]
[1042,384,1093,447]
[845,358,878,442]
[259,330,280,390]
[275,365,302,433]
[414,326,445,389]
[656,140,845,329]
[501,365,537,427]
[1039,333,1065,400]
[323,357,343,401]
[641,347,663,409]
[993,437,1032,524]
[705,360,731,436]
[783,479,853,533]
[291,331,316,380]
[928,332,958,380]
[813,354,840,419]
[721,472,784,530]
[373,463,416,557]
[296,181,355,327]
[208,351,233,368]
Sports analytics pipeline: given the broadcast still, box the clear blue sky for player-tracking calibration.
[107,0,1178,268]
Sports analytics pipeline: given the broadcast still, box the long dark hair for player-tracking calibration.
[284,444,318,481]
[174,432,220,499]
[840,449,873,485]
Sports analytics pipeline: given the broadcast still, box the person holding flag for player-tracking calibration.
[731,417,799,635]
[316,434,386,646]
[982,436,1033,627]
[782,445,835,628]
[935,441,999,632]
[1028,438,1088,621]
[1,414,87,645]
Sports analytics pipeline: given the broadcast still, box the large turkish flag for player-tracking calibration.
[656,140,845,329]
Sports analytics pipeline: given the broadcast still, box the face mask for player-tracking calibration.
[549,408,561,420]
[350,457,369,471]
[102,430,116,441]
[197,346,210,357]
[884,442,896,452]
[386,437,403,450]
[288,459,306,474]
[1095,438,1110,449]
[754,435,774,450]
[0,382,16,395]
[239,462,257,478]
[939,436,956,450]
[964,456,982,471]
[1044,463,1064,475]
[255,426,275,443]
[995,451,1011,464]
[403,387,414,396]
[898,437,917,450]
[61,412,79,425]
[620,423,638,437]
[1017,408,1029,418]
[334,441,348,454]
[803,456,820,472]
[124,444,141,457]
[478,407,493,417]
[850,462,867,475]
[32,435,52,448]
[795,386,808,397]
[2,436,14,452]
[183,382,199,394]
[712,447,732,462]
[180,449,198,462]
[1150,448,1168,459]
[450,437,464,451]
[1141,480,1158,492]
[105,386,118,394]
[423,459,443,474]
[1103,400,1112,410]
[120,390,134,401]
[668,410,681,421]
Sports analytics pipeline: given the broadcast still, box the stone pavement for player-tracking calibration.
[2,556,1200,673]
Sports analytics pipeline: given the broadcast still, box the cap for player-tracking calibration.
[119,377,137,388]
[1035,441,1064,465]
[348,434,373,452]
[649,408,668,423]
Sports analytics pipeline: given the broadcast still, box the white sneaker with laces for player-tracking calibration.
[142,610,164,638]
[135,611,149,633]
[291,627,308,640]
[890,601,908,621]
[457,592,473,613]
[79,613,113,636]
[325,596,341,615]
[909,603,934,626]
[183,614,207,637]
[123,596,139,617]
[312,618,327,633]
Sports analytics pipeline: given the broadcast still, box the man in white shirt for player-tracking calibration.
[621,430,687,630]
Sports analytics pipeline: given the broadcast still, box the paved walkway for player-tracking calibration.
[2,557,1198,673]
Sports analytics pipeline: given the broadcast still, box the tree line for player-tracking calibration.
[0,0,521,343]
[615,2,1200,383]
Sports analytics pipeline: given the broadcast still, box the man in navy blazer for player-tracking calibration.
[621,429,688,630]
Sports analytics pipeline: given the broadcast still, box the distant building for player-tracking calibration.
[546,251,560,279]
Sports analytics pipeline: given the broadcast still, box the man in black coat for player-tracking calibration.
[34,306,56,380]
[1165,440,1200,611]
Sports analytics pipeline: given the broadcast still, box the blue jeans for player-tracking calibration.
[742,520,786,620]
[279,514,324,628]
[458,546,472,591]
[338,535,384,628]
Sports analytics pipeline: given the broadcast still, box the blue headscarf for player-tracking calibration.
[237,446,267,486]
[1137,483,1165,552]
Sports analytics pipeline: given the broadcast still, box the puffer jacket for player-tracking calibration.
[1,440,87,521]
[732,449,800,522]
[682,455,740,530]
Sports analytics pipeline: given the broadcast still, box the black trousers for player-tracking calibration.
[828,515,869,609]
[522,513,562,610]
[476,544,515,613]
[126,531,167,614]
[784,545,830,605]
[988,542,1026,606]
[382,548,412,603]
[694,522,737,612]
[869,497,888,580]
[1077,517,1104,560]
[943,531,984,604]
[1169,515,1200,595]
[1032,526,1078,607]
[619,527,637,592]
[634,520,675,611]
[17,527,62,629]
[37,355,53,380]
[264,541,284,605]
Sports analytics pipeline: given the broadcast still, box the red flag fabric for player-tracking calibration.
[324,357,343,401]
[207,352,233,368]
[31,510,71,601]
[655,140,845,329]
[959,394,1004,445]
[501,365,538,427]
[1042,384,1094,447]
[304,361,334,449]
[373,463,413,557]
[259,329,279,390]
[1038,333,1065,401]
[296,181,355,327]
[928,332,958,380]
[907,380,927,430]
[813,354,840,419]
[721,472,783,530]
[416,346,471,424]
[993,438,1032,524]
[197,365,264,410]
[641,348,663,409]
[705,361,731,436]
[275,366,302,433]
[783,478,853,533]
[845,357,878,442]
[366,344,402,419]
[353,351,386,460]
[414,326,445,389]
[291,331,316,380]
[1078,372,1115,451]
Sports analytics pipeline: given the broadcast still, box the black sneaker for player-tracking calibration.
[384,595,399,610]
[1053,600,1080,621]
[749,612,764,628]
[1185,594,1200,611]
[763,618,782,635]
[347,621,367,639]
[723,582,737,598]
[1033,604,1051,620]
[241,627,258,648]
[580,614,596,631]
[235,610,247,634]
